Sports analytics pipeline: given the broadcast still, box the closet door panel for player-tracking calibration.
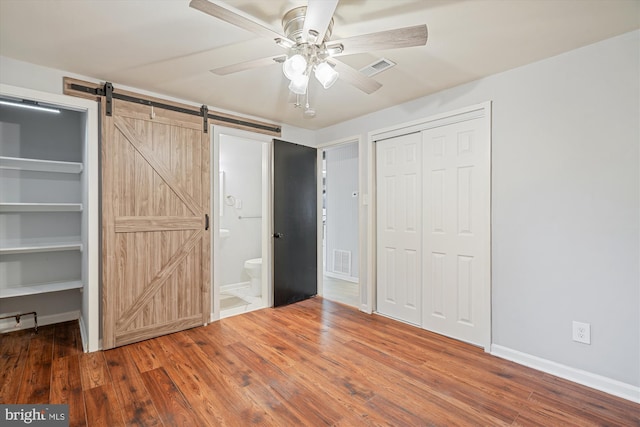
[375,132,422,325]
[422,118,490,347]
[102,100,210,349]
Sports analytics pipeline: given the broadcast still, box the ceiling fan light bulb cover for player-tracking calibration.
[283,54,307,80]
[314,62,339,89]
[288,74,309,95]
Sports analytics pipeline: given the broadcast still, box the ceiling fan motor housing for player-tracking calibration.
[282,6,334,44]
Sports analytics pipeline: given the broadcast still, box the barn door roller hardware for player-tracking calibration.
[201,105,208,133]
[66,81,281,135]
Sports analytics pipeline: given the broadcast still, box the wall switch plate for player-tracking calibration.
[572,321,591,344]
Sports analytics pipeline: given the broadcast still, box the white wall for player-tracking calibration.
[0,56,316,146]
[317,30,640,391]
[325,143,359,279]
[219,135,263,286]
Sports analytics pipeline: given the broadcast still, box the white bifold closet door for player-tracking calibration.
[422,118,490,347]
[376,132,422,325]
[376,115,490,348]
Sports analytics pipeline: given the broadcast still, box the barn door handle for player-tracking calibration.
[205,214,209,230]
[273,232,284,238]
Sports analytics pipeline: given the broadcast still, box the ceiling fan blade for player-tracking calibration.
[190,0,289,42]
[210,55,286,75]
[302,0,339,43]
[328,24,428,56]
[328,59,382,94]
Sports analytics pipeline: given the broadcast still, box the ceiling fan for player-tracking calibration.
[189,0,428,117]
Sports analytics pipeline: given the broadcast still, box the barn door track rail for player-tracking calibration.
[63,77,281,136]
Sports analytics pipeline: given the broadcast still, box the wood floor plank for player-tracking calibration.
[53,320,82,359]
[186,327,307,425]
[0,330,31,403]
[196,335,306,425]
[83,384,125,427]
[50,355,87,427]
[78,352,110,391]
[150,333,259,426]
[103,346,162,426]
[225,332,365,425]
[16,325,55,404]
[140,367,203,427]
[126,339,163,373]
[168,330,281,425]
[2,298,638,426]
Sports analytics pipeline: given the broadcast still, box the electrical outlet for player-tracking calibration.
[572,321,591,344]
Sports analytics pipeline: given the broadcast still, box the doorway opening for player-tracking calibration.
[212,128,272,320]
[320,142,360,307]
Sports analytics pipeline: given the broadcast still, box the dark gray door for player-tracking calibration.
[273,139,317,307]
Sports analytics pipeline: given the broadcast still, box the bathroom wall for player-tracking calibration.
[219,134,263,287]
[324,143,359,280]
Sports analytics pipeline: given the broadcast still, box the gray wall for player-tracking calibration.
[317,30,640,387]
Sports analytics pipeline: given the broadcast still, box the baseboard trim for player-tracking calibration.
[323,271,359,283]
[491,344,640,403]
[0,310,80,334]
[78,314,88,352]
[221,281,250,293]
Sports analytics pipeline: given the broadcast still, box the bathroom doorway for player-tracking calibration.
[320,141,360,307]
[212,127,272,320]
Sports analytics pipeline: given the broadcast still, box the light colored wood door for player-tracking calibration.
[422,118,490,348]
[376,132,422,325]
[102,99,210,349]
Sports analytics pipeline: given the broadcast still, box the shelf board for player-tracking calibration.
[0,280,83,299]
[0,242,82,255]
[0,156,83,174]
[0,202,83,212]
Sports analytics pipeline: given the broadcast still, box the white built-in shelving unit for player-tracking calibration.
[0,83,99,352]
[0,155,83,173]
[0,202,83,213]
[0,151,84,295]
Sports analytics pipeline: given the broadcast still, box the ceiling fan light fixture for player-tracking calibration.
[288,74,309,95]
[283,54,307,80]
[314,61,339,89]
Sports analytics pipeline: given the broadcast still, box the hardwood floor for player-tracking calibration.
[1,297,638,426]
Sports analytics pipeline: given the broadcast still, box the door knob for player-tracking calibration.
[273,233,284,238]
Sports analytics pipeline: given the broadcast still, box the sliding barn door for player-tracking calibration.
[102,99,210,349]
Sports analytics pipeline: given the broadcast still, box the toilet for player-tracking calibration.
[244,258,262,296]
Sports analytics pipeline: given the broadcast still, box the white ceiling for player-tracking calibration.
[1,0,638,130]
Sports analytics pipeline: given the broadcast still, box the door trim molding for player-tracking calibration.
[315,135,365,312]
[211,126,274,321]
[366,101,492,349]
